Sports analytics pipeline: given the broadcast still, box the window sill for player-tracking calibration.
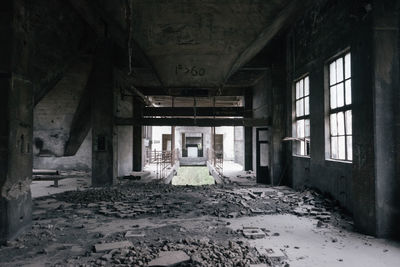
[325,159,352,164]
[293,155,311,159]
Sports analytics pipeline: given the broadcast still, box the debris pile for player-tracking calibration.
[48,183,346,225]
[90,239,270,267]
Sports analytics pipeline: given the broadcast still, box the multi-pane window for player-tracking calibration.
[295,76,310,156]
[329,52,352,161]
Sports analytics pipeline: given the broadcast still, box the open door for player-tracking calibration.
[256,128,270,184]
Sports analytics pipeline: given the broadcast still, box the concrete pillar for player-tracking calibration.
[244,89,253,171]
[91,40,114,186]
[171,98,176,162]
[132,99,143,171]
[0,0,33,244]
[372,0,400,238]
[171,126,176,162]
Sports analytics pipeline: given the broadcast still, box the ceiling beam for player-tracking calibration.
[115,117,270,127]
[143,107,246,117]
[139,87,248,96]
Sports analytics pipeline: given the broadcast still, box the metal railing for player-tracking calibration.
[207,148,223,175]
[145,149,179,179]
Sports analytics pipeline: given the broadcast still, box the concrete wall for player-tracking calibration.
[216,127,234,161]
[33,59,92,171]
[251,49,286,185]
[284,0,376,233]
[234,126,244,166]
[152,126,172,152]
[174,127,211,158]
[34,131,91,171]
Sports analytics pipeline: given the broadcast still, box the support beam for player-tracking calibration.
[139,87,247,97]
[116,118,270,127]
[244,88,253,171]
[91,40,114,187]
[64,74,92,156]
[143,107,245,117]
[1,0,33,244]
[132,99,143,172]
[371,0,400,239]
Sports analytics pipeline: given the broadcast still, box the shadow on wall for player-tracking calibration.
[33,131,92,171]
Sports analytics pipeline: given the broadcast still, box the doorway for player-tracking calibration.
[162,134,172,151]
[256,128,270,184]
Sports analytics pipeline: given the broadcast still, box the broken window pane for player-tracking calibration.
[345,79,352,105]
[330,85,337,109]
[345,53,351,79]
[330,62,336,85]
[305,77,310,96]
[330,113,337,136]
[337,83,344,108]
[338,136,346,160]
[336,58,344,83]
[337,112,345,135]
[305,96,310,115]
[347,136,353,161]
[346,111,352,135]
[331,136,338,159]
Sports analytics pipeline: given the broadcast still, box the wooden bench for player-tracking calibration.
[32,176,65,187]
[32,169,64,187]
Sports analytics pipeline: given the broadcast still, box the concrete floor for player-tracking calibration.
[172,167,215,186]
[15,167,400,267]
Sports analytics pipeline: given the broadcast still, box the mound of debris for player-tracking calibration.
[89,239,272,267]
[43,183,349,227]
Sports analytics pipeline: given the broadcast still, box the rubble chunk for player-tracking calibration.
[148,250,190,266]
[94,241,133,253]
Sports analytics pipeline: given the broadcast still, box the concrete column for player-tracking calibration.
[132,99,143,171]
[0,0,33,244]
[171,98,176,162]
[372,0,400,238]
[91,40,114,186]
[244,88,253,171]
[171,126,176,161]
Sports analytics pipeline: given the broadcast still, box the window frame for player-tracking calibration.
[293,75,311,157]
[327,51,352,162]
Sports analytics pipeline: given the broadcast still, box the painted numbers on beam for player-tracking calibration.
[175,65,206,77]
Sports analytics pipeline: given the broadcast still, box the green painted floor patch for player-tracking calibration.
[172,167,215,186]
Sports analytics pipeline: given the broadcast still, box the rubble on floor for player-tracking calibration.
[0,182,353,267]
[90,239,269,267]
[47,182,349,227]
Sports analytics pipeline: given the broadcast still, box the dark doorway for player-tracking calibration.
[214,134,223,153]
[256,128,270,184]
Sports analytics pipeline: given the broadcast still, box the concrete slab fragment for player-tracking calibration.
[148,250,190,266]
[94,241,133,252]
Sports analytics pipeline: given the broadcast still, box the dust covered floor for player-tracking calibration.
[172,167,215,186]
[1,182,400,267]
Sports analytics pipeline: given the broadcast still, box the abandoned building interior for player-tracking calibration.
[1,0,400,266]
